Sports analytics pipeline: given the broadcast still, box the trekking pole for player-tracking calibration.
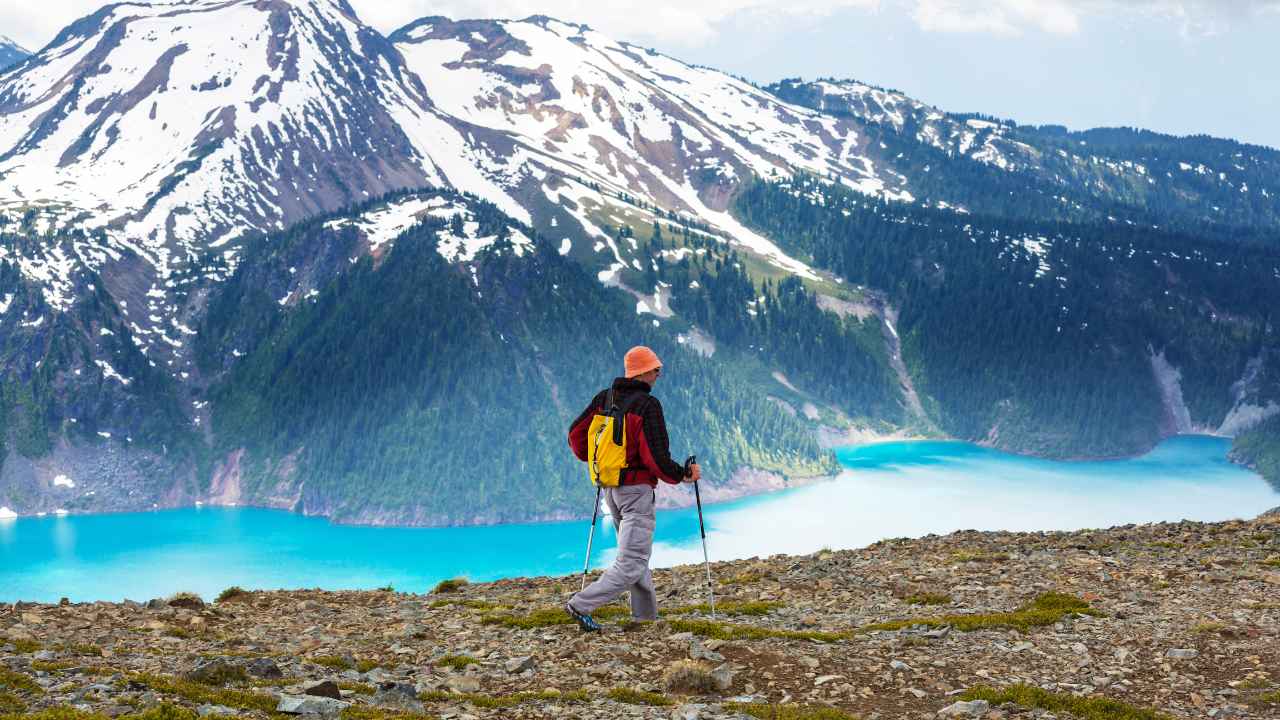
[580,485,602,591]
[688,455,715,618]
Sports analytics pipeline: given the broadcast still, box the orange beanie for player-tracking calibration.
[624,346,662,378]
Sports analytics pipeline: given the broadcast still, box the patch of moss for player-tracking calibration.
[215,587,250,603]
[433,655,479,670]
[950,551,1010,563]
[428,599,509,612]
[166,592,205,609]
[355,659,387,673]
[129,673,278,713]
[338,681,375,695]
[1149,541,1181,549]
[859,592,1101,634]
[0,691,25,714]
[606,687,674,706]
[480,600,783,629]
[962,683,1172,719]
[61,644,103,657]
[430,578,468,594]
[1253,690,1280,706]
[310,655,355,670]
[1191,622,1227,635]
[30,661,76,673]
[904,593,952,606]
[340,707,434,720]
[0,708,104,720]
[1262,557,1280,568]
[663,660,717,695]
[0,669,42,695]
[121,704,198,720]
[2,638,40,654]
[418,689,589,708]
[719,571,768,585]
[727,703,859,719]
[666,619,847,643]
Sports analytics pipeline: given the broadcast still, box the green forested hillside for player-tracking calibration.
[733,174,1280,458]
[1232,415,1280,490]
[196,191,838,524]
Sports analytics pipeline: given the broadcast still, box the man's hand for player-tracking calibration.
[685,463,701,483]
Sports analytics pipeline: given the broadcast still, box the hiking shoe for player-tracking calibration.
[565,603,602,632]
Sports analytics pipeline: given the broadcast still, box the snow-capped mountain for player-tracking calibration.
[0,35,28,72]
[2,0,1278,524]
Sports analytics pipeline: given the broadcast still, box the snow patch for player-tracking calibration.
[53,474,75,489]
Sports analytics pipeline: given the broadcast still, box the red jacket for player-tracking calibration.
[567,378,688,487]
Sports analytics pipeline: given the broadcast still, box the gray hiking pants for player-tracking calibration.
[570,484,658,620]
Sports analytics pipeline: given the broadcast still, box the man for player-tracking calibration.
[564,345,701,631]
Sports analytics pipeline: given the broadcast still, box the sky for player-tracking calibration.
[2,0,1278,149]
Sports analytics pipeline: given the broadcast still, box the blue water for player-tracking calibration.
[1,435,1274,603]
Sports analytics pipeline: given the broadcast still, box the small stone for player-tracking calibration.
[276,696,349,716]
[246,658,283,679]
[372,682,425,713]
[937,699,990,717]
[196,705,238,717]
[889,660,912,672]
[504,656,535,674]
[798,656,820,669]
[814,674,843,686]
[1166,648,1199,659]
[447,675,481,693]
[711,664,734,692]
[304,680,342,699]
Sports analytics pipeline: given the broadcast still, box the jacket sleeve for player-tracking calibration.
[567,391,604,462]
[635,397,688,484]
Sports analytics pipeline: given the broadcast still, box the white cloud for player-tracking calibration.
[908,0,1280,37]
[3,0,1276,53]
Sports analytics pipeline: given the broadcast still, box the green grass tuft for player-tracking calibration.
[860,592,1101,634]
[950,551,1010,563]
[418,689,589,708]
[727,703,859,719]
[3,638,40,654]
[606,687,674,706]
[0,691,25,714]
[129,673,278,713]
[431,578,468,594]
[340,707,434,720]
[667,619,846,642]
[337,681,375,695]
[962,683,1172,719]
[215,587,250,603]
[904,593,952,606]
[429,599,511,612]
[479,600,783,629]
[0,669,43,695]
[434,655,479,670]
[310,655,355,670]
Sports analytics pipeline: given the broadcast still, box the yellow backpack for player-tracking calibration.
[586,389,642,487]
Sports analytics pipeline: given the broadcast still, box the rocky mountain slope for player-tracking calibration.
[1,0,1278,523]
[0,37,27,72]
[2,513,1279,718]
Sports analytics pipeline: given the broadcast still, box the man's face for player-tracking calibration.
[640,367,661,385]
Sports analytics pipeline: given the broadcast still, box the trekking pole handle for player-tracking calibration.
[684,455,697,476]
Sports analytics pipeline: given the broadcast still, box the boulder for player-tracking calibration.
[304,681,342,699]
[372,682,425,713]
[937,699,990,717]
[276,696,349,716]
[246,658,283,679]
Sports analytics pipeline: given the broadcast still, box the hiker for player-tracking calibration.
[564,345,700,631]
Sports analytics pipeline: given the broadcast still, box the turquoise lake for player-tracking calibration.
[2,435,1275,603]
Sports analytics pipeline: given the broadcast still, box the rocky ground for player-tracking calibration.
[3,511,1279,720]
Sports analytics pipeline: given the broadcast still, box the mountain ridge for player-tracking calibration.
[0,0,1277,524]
